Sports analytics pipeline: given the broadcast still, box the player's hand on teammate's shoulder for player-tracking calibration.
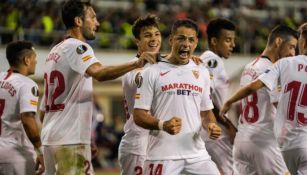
[190,55,203,65]
[207,122,222,140]
[136,51,159,67]
[163,117,182,135]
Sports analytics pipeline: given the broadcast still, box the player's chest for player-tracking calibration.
[155,68,205,96]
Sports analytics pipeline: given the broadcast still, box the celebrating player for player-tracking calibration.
[119,14,161,175]
[220,23,307,175]
[0,41,44,175]
[39,1,156,174]
[133,19,221,175]
[232,24,297,174]
[199,18,236,175]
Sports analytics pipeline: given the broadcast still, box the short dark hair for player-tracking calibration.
[62,0,92,29]
[132,14,160,39]
[268,25,299,45]
[207,18,235,42]
[171,19,199,36]
[6,41,34,67]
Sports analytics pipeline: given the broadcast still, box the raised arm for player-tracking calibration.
[86,52,157,81]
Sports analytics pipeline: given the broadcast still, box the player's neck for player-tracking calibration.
[262,48,277,63]
[66,29,86,42]
[9,67,28,76]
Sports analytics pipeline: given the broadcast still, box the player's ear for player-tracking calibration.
[74,16,83,27]
[23,55,31,66]
[274,37,283,47]
[135,38,140,47]
[211,37,217,47]
[169,35,173,46]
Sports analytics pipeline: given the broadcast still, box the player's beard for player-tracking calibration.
[82,27,96,40]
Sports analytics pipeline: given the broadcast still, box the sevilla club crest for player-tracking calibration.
[192,70,199,79]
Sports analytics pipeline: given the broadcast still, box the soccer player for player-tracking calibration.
[199,18,236,175]
[133,19,221,175]
[0,41,44,175]
[232,25,297,174]
[39,1,156,174]
[220,23,307,175]
[118,14,161,175]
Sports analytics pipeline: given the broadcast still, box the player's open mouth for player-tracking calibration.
[148,43,159,48]
[179,50,189,58]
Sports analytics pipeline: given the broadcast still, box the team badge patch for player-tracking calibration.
[192,70,199,79]
[31,86,39,97]
[135,93,141,99]
[76,45,87,54]
[30,100,38,106]
[82,55,92,62]
[135,73,143,88]
[207,59,218,68]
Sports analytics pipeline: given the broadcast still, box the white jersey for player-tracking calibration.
[134,59,213,160]
[258,55,307,151]
[41,38,99,145]
[200,50,229,109]
[237,57,279,143]
[199,50,230,141]
[0,71,39,151]
[119,57,149,155]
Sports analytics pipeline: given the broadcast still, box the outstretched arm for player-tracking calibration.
[21,112,44,174]
[220,79,265,117]
[86,52,157,81]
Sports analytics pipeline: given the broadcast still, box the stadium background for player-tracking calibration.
[0,0,306,174]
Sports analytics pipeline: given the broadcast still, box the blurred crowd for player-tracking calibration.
[0,0,306,54]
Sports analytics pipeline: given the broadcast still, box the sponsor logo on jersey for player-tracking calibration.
[30,100,38,106]
[76,45,87,54]
[31,86,39,97]
[161,83,203,93]
[192,70,199,79]
[209,74,213,80]
[82,55,92,62]
[160,70,170,76]
[135,93,141,99]
[264,69,270,73]
[207,59,218,68]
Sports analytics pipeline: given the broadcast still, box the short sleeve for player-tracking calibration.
[134,67,156,110]
[200,69,214,111]
[19,81,39,113]
[258,62,281,91]
[67,43,100,75]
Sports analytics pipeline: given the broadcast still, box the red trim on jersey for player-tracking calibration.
[4,69,13,80]
[251,55,262,66]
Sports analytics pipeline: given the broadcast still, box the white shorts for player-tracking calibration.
[205,139,233,175]
[43,144,93,175]
[0,146,35,175]
[118,152,146,175]
[282,148,307,175]
[233,141,288,175]
[144,156,220,175]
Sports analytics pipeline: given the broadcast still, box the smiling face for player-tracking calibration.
[136,26,161,54]
[169,26,198,65]
[211,29,235,59]
[80,6,99,40]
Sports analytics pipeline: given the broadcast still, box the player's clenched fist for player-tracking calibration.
[207,123,222,140]
[163,117,182,135]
